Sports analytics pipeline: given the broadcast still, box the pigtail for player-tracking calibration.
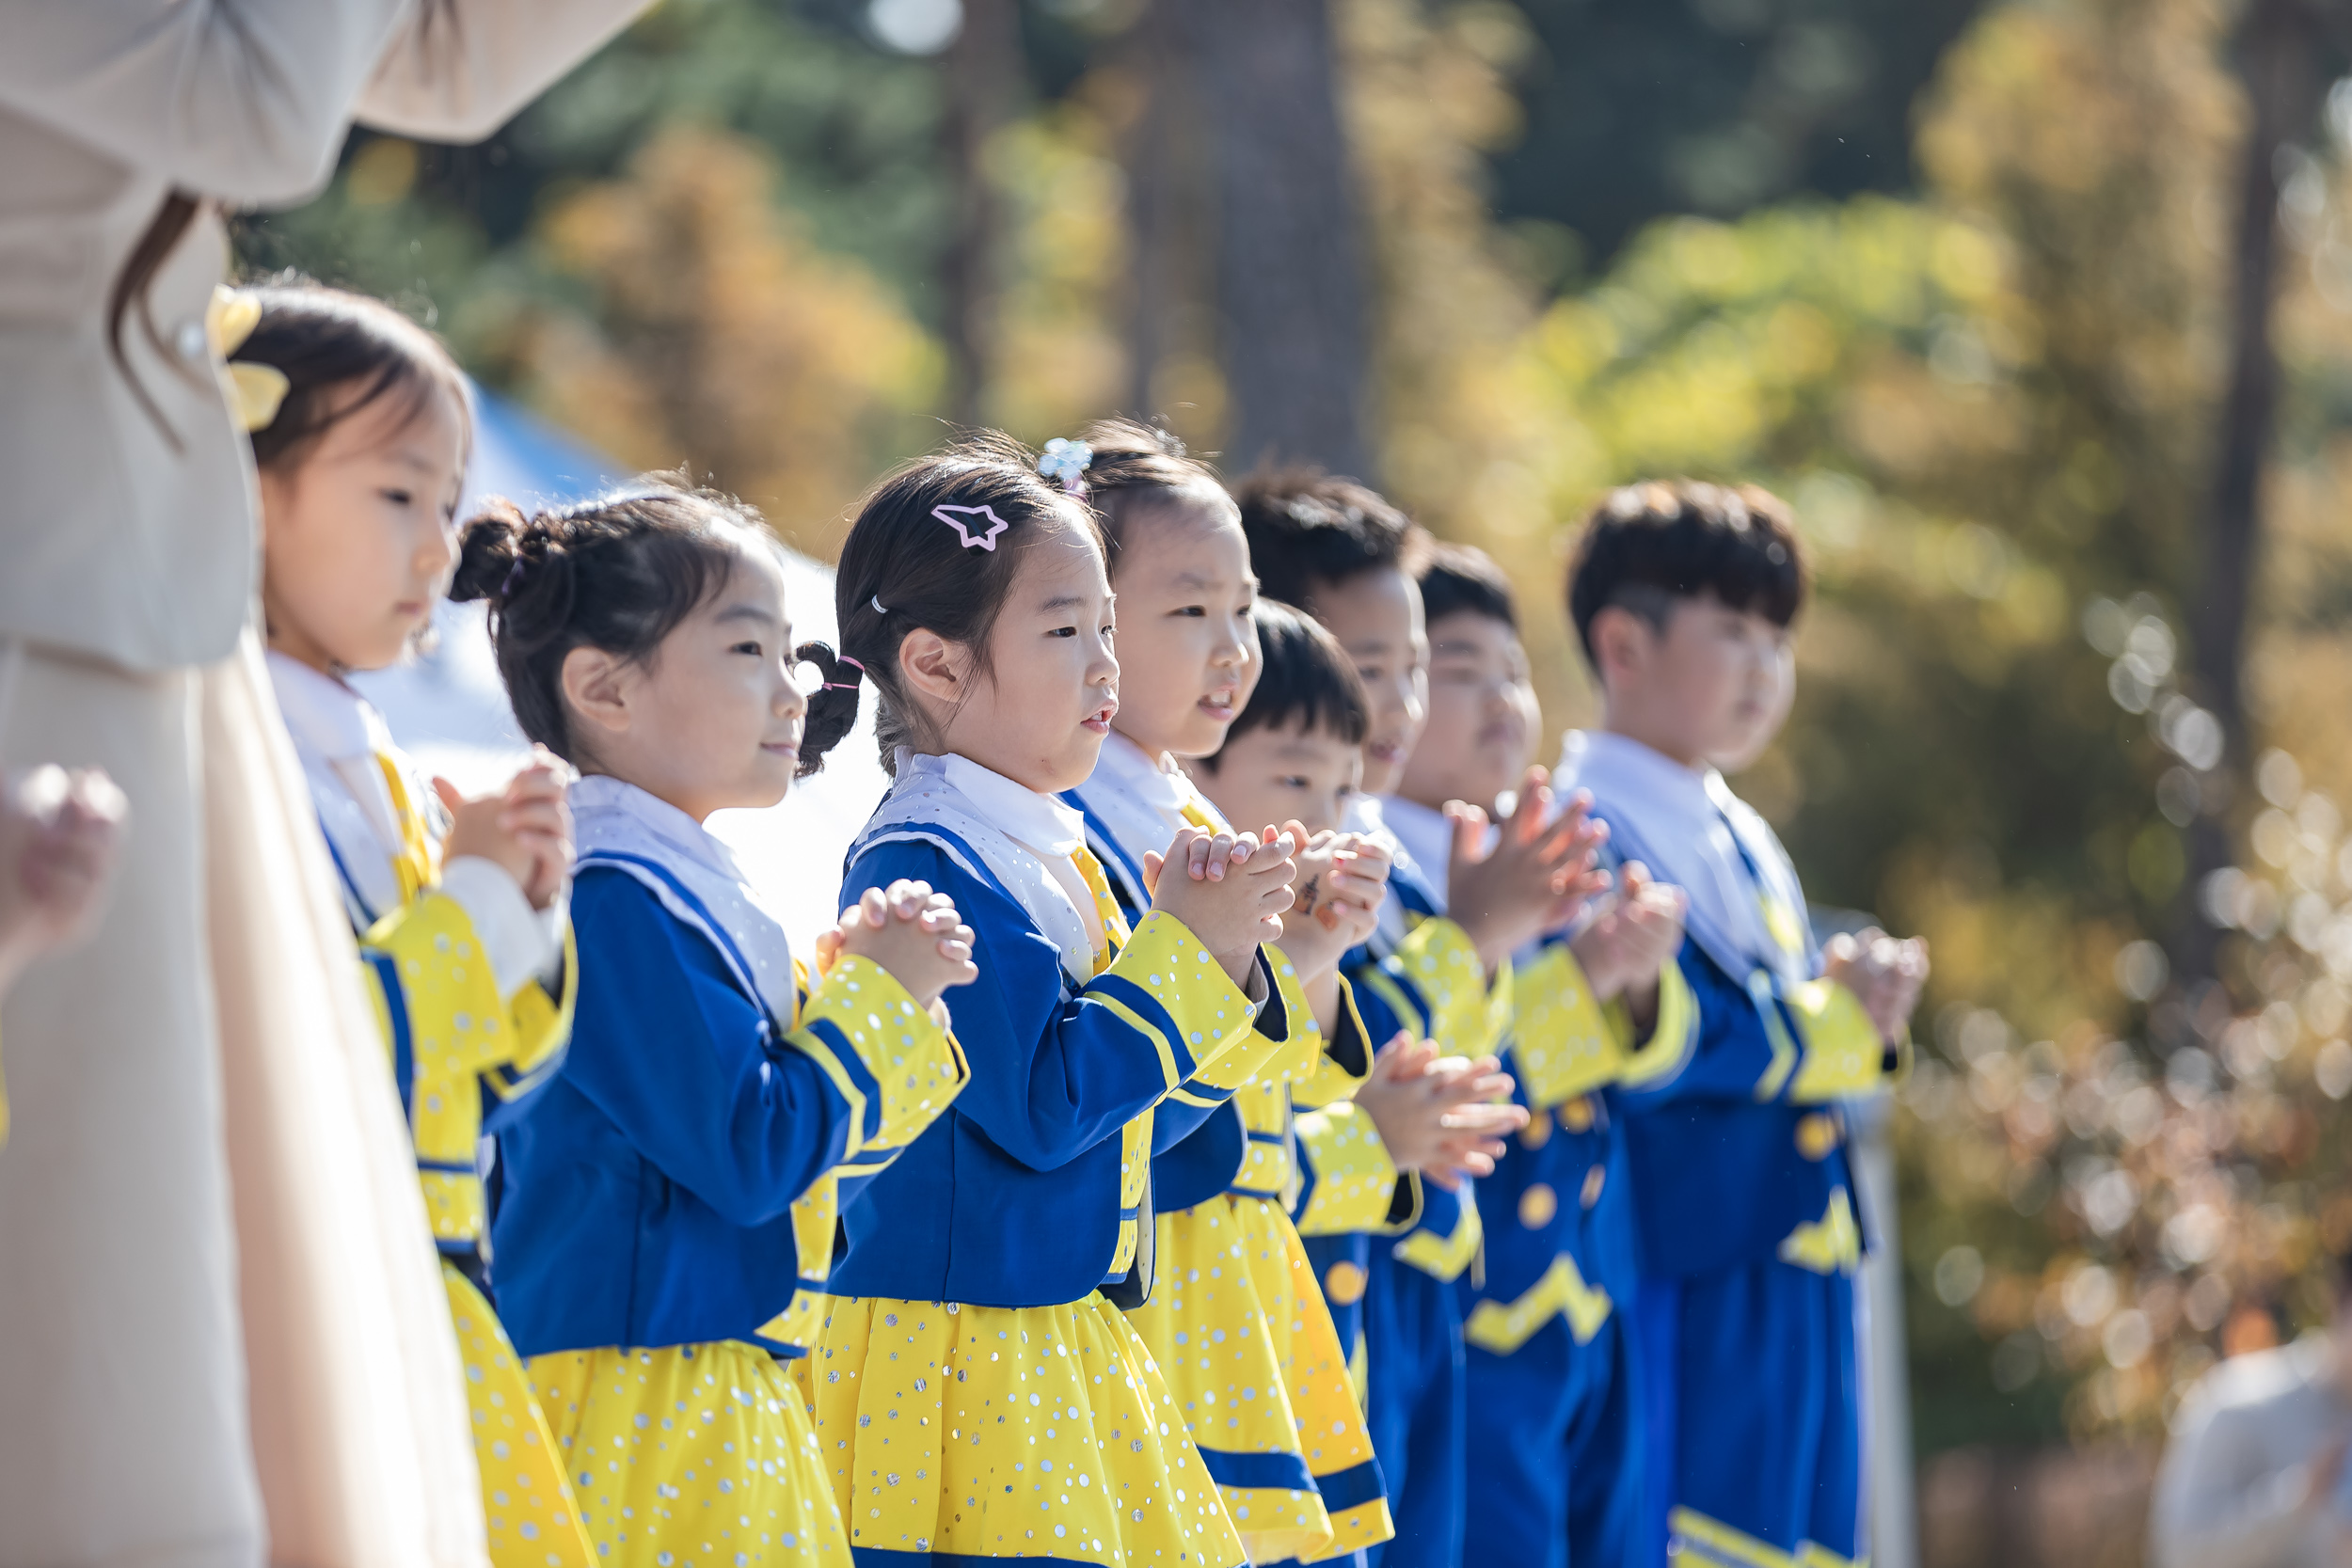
[795,640,862,779]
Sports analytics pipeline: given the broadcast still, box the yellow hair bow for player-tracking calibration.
[206,285,290,434]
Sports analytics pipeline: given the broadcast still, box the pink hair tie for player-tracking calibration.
[821,653,866,693]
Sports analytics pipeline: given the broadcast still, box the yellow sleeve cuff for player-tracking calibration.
[1606,958,1698,1093]
[1094,913,1282,1094]
[1787,979,1887,1101]
[1375,914,1496,1056]
[1291,976,1375,1111]
[361,892,510,1069]
[1293,1101,1406,1236]
[793,954,969,1163]
[1508,944,1622,1106]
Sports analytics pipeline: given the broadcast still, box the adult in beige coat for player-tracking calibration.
[0,6,651,1565]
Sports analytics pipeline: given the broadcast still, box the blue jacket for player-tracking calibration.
[831,832,1285,1309]
[1614,939,1877,1279]
[491,865,962,1355]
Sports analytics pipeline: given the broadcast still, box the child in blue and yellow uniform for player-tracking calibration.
[465,483,978,1566]
[1559,481,1929,1568]
[1050,424,1397,1563]
[234,282,595,1566]
[798,438,1304,1567]
[1396,546,1690,1568]
[1233,474,1606,1568]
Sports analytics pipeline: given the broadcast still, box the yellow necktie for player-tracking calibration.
[1068,844,1133,977]
[373,751,439,906]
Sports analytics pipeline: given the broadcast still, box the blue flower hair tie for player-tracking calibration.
[1039,437,1094,496]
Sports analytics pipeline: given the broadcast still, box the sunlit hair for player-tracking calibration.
[1417,540,1518,630]
[799,434,1102,777]
[1198,600,1369,774]
[1565,479,1806,665]
[230,277,472,474]
[1231,465,1422,611]
[449,476,770,768]
[1072,417,1236,567]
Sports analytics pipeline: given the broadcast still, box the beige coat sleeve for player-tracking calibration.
[0,0,417,202]
[355,0,649,143]
[0,0,649,206]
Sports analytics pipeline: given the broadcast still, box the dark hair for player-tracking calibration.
[231,280,471,472]
[801,435,1102,776]
[108,194,209,446]
[1231,465,1421,610]
[1565,480,1806,665]
[450,479,768,766]
[1417,541,1518,630]
[1199,601,1369,773]
[1066,418,1235,566]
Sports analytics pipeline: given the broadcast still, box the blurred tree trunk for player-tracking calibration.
[2179,0,2325,987]
[1121,0,1184,417]
[1199,0,1375,480]
[942,0,1020,430]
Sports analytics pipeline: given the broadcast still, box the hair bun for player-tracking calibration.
[451,499,531,604]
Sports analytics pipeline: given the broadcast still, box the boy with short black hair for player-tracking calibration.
[1232,472,1605,1568]
[1559,480,1927,1568]
[1391,542,1689,1568]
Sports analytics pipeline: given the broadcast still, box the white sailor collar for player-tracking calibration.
[910,751,1088,860]
[267,649,389,764]
[571,773,798,1022]
[1379,795,1454,908]
[570,773,749,881]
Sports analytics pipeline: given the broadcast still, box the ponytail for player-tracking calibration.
[794,640,862,780]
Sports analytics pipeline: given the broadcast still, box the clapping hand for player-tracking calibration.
[1143,825,1299,987]
[1822,928,1930,1042]
[1352,1034,1529,1191]
[1266,824,1391,981]
[437,745,574,911]
[827,879,978,1010]
[1446,769,1613,969]
[0,765,127,995]
[1569,862,1688,1003]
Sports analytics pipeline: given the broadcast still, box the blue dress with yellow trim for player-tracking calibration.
[268,651,594,1568]
[491,776,968,1567]
[818,752,1293,1568]
[1066,736,1393,1563]
[1562,731,1894,1568]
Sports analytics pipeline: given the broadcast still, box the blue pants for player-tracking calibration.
[1461,1303,1642,1568]
[1633,1261,1862,1566]
[1364,1249,1465,1568]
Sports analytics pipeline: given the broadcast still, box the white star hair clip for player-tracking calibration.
[1038,437,1094,495]
[932,502,1009,551]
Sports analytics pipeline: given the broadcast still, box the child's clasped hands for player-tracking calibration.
[1143,824,1300,989]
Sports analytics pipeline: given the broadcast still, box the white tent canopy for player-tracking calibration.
[352,388,895,950]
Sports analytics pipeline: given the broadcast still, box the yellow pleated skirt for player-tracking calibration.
[530,1338,850,1566]
[1123,1198,1392,1564]
[812,1292,1247,1565]
[445,1266,596,1567]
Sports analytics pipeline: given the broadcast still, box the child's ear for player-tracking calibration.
[898,629,967,705]
[1590,606,1651,687]
[561,645,633,738]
